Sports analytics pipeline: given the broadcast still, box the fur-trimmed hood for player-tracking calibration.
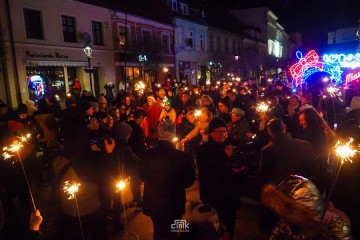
[262,175,325,238]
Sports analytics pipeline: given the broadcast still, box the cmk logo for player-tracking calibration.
[171,220,190,232]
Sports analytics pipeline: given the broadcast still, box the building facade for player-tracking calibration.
[111,10,175,90]
[0,0,115,107]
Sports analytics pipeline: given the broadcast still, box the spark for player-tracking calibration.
[2,152,13,160]
[173,137,178,142]
[252,134,257,139]
[19,133,31,143]
[116,179,128,192]
[334,138,358,164]
[194,109,201,118]
[256,102,269,113]
[232,89,236,93]
[326,85,343,101]
[6,141,23,153]
[63,181,81,200]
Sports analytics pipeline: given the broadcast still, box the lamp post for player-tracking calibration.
[84,44,93,93]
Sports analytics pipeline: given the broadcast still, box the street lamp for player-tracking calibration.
[84,44,93,93]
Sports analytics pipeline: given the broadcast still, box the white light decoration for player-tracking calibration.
[83,44,93,58]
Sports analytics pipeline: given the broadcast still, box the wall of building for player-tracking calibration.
[0,0,115,106]
[174,17,208,84]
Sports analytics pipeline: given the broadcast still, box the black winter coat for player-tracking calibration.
[141,141,195,218]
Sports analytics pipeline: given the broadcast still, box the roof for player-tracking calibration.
[75,0,173,24]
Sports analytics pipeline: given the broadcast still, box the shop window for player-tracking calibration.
[162,35,169,53]
[23,8,44,39]
[92,21,103,45]
[26,66,66,101]
[62,15,76,43]
[67,67,78,90]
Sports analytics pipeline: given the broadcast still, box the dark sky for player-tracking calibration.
[211,0,360,51]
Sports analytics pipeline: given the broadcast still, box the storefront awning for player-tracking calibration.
[26,60,88,67]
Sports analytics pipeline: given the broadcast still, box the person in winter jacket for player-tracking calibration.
[159,98,176,122]
[142,120,195,240]
[145,96,162,142]
[196,118,239,236]
[262,175,353,240]
[227,108,250,147]
[181,107,212,144]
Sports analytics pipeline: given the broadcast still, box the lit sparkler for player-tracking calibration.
[116,179,128,192]
[2,152,13,160]
[326,85,343,102]
[334,138,358,164]
[194,109,201,118]
[256,102,269,113]
[19,133,31,143]
[63,180,81,200]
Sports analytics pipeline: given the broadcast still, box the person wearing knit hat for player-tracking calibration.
[114,122,132,140]
[227,108,250,146]
[159,98,176,122]
[217,97,232,124]
[196,117,238,235]
[142,119,195,240]
[157,119,176,142]
[98,95,108,112]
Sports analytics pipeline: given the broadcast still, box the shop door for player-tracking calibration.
[93,68,100,97]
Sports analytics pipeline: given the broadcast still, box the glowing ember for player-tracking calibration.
[63,180,81,200]
[334,138,358,164]
[116,179,128,192]
[256,102,269,113]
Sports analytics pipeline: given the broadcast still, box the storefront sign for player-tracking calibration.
[25,51,69,60]
[345,71,360,85]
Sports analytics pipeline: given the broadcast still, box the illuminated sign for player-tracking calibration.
[323,53,360,69]
[28,75,45,99]
[290,50,343,85]
[138,55,148,62]
[345,71,360,85]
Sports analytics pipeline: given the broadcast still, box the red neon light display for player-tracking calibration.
[290,50,323,85]
[345,71,360,85]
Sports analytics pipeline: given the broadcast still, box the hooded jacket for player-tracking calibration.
[262,175,353,240]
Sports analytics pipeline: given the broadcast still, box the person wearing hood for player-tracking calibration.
[196,118,240,236]
[145,95,162,143]
[262,175,353,239]
[217,97,232,124]
[142,120,195,240]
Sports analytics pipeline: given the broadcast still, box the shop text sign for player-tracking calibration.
[26,51,69,60]
[345,71,360,85]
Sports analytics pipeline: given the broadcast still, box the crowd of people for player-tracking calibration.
[0,77,359,239]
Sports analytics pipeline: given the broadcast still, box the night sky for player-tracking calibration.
[210,0,360,51]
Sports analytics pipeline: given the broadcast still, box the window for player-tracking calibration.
[62,15,76,42]
[209,35,214,52]
[118,26,127,46]
[232,40,235,54]
[180,3,188,15]
[171,0,178,11]
[142,29,152,42]
[23,8,43,39]
[92,21,103,45]
[217,37,220,51]
[237,41,241,54]
[200,33,204,51]
[188,31,194,49]
[162,35,169,53]
[225,39,228,52]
